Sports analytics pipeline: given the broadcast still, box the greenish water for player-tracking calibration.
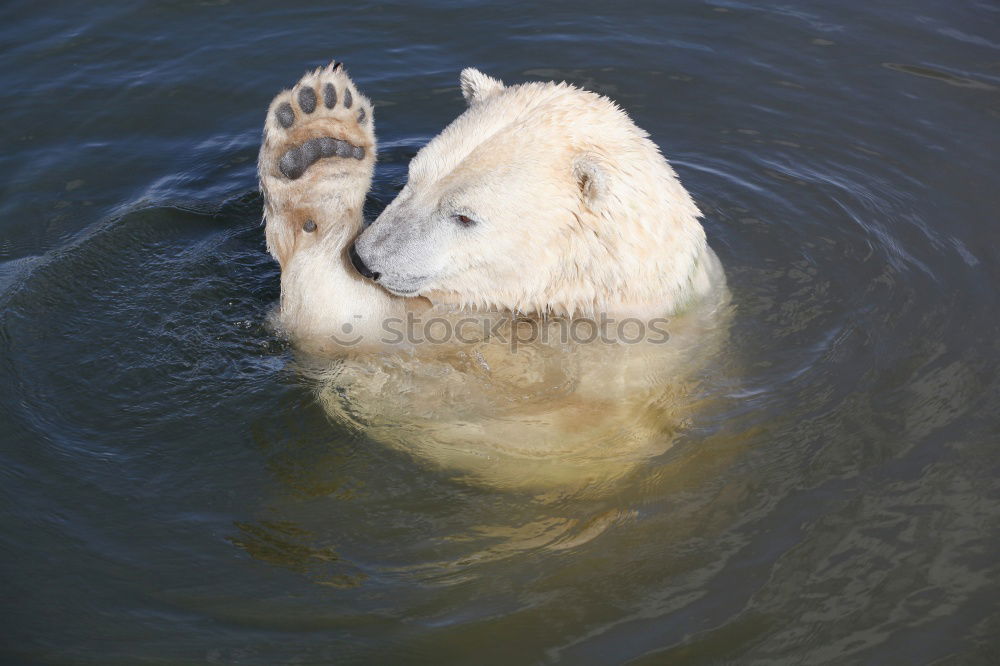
[1,1,998,664]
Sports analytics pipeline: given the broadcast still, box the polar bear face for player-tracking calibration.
[353,71,597,312]
[352,69,709,316]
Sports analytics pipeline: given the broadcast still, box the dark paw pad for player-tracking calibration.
[278,137,366,179]
[298,87,316,114]
[343,88,353,109]
[324,83,337,109]
[316,137,337,157]
[275,102,295,128]
[300,137,321,164]
[278,146,305,179]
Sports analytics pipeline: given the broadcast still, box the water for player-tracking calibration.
[2,0,998,663]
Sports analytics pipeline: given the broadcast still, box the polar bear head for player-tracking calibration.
[352,69,713,317]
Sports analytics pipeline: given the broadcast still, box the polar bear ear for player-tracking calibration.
[460,68,505,106]
[573,155,610,206]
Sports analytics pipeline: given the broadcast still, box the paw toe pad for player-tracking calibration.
[276,102,295,128]
[298,87,316,114]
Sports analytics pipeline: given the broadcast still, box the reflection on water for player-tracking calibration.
[1,0,999,663]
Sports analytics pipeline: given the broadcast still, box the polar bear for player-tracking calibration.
[258,63,729,489]
[351,67,724,319]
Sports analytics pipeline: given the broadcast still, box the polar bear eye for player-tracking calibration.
[454,214,476,227]
[303,219,317,232]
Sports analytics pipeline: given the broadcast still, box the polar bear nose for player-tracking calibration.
[349,243,381,281]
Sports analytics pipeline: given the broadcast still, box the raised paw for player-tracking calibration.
[259,61,375,185]
[259,62,378,269]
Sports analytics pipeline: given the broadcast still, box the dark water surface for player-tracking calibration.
[2,1,999,663]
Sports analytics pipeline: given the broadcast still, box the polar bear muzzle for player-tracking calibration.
[349,243,381,281]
